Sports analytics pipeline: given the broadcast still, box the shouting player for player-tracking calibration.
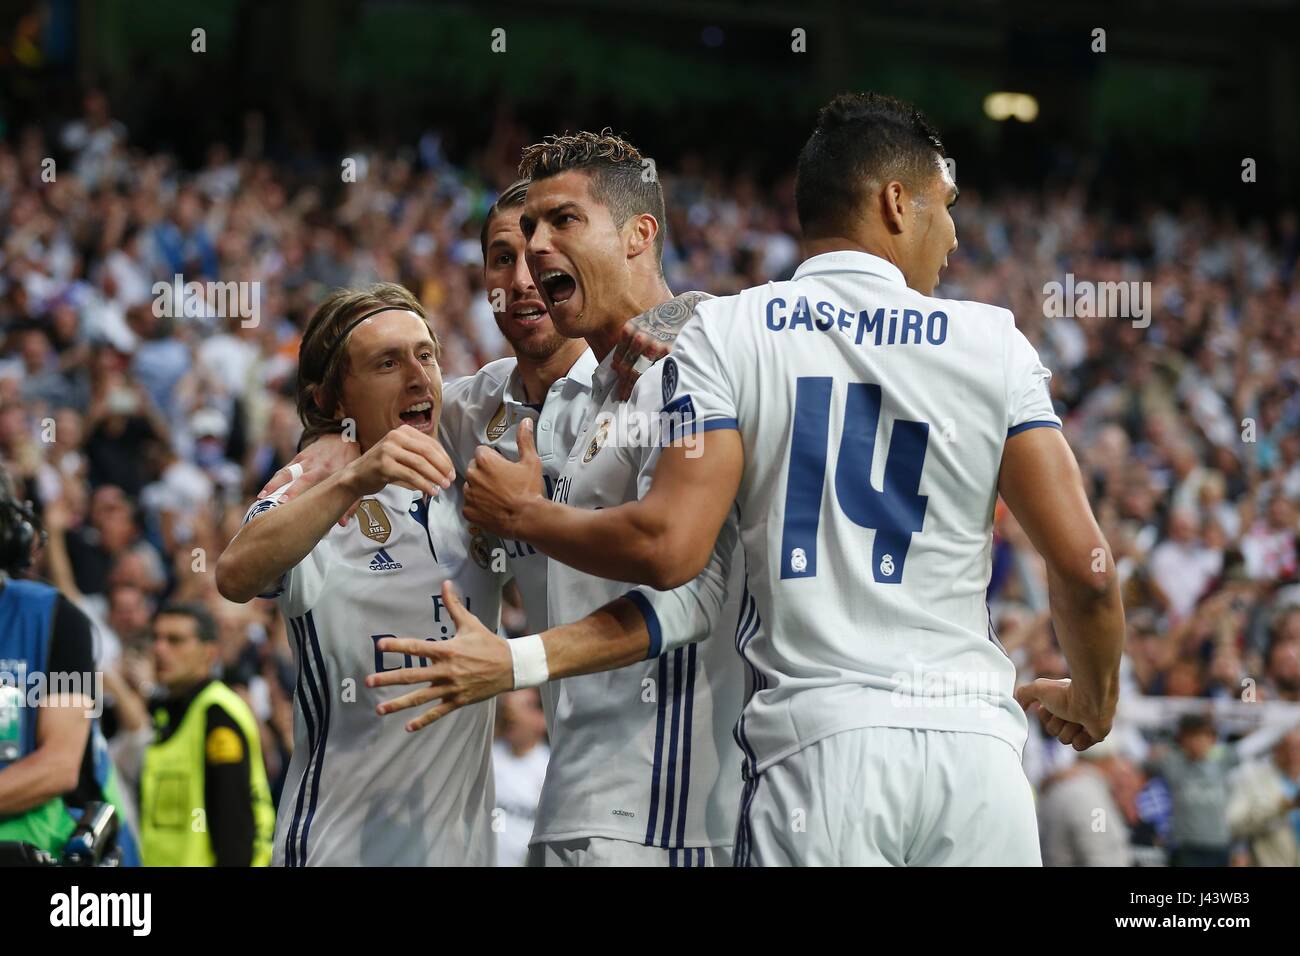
[374,132,746,867]
[380,95,1126,866]
[215,282,507,865]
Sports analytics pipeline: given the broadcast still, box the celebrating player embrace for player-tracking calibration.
[370,94,1126,867]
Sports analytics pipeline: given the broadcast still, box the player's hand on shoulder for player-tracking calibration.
[612,291,712,401]
[365,581,513,732]
[342,425,455,501]
[463,417,544,538]
[1014,677,1114,752]
[259,431,360,502]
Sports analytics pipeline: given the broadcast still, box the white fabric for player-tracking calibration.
[736,726,1041,866]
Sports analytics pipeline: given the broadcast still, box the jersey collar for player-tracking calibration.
[792,250,907,288]
[503,346,599,407]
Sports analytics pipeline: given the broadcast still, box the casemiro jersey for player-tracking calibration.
[244,479,508,865]
[440,351,597,635]
[540,345,746,850]
[663,251,1061,777]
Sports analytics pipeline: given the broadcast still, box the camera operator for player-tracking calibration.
[0,466,138,863]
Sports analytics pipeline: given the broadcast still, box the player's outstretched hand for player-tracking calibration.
[365,581,513,732]
[1014,677,1113,752]
[342,425,455,503]
[258,433,362,526]
[463,417,544,538]
[611,291,711,400]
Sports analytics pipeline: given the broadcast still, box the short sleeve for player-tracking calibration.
[240,482,331,613]
[660,310,738,441]
[1004,322,1061,436]
[625,508,739,657]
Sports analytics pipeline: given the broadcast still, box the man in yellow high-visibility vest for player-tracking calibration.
[139,603,273,866]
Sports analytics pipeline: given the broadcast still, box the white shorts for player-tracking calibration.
[735,727,1041,866]
[527,838,732,868]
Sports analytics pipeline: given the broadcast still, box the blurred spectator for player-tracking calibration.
[1227,725,1300,866]
[1037,738,1134,866]
[1152,714,1239,866]
[492,689,549,867]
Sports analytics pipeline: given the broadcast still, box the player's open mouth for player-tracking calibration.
[400,400,434,428]
[538,268,577,305]
[510,301,547,326]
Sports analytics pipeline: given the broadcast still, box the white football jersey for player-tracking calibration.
[663,251,1060,777]
[541,345,746,850]
[440,351,597,634]
[244,480,508,865]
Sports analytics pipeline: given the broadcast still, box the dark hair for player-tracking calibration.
[157,602,218,643]
[0,465,42,574]
[518,129,666,266]
[295,282,435,448]
[795,92,947,237]
[479,178,531,257]
[1177,713,1215,739]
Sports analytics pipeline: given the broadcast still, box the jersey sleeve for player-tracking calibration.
[660,305,738,440]
[240,483,332,615]
[1004,319,1062,435]
[624,508,739,657]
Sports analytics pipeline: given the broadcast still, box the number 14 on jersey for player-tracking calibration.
[780,377,930,585]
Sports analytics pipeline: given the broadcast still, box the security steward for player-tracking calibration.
[140,603,274,866]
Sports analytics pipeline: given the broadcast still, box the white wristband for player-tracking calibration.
[509,634,549,689]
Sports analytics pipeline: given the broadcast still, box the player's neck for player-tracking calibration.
[802,235,899,268]
[514,338,587,405]
[587,274,674,362]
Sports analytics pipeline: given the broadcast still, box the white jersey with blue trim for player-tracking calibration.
[440,351,597,634]
[539,344,746,850]
[243,480,508,865]
[662,251,1061,776]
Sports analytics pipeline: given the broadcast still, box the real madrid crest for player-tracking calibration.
[357,499,392,544]
[583,417,612,463]
[468,525,493,570]
[485,403,511,442]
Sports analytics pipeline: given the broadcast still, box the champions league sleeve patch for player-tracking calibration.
[662,357,679,406]
[243,497,278,525]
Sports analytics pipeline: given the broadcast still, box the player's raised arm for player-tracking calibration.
[464,417,742,590]
[998,424,1124,750]
[217,426,452,603]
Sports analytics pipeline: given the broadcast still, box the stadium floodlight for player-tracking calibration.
[983,92,1039,122]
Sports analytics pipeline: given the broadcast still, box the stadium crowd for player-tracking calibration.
[2,90,1299,865]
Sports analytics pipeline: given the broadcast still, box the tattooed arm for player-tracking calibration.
[612,290,713,399]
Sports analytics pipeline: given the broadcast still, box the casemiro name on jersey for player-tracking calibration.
[765,295,949,347]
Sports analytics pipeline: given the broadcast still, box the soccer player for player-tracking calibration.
[252,173,719,865]
[375,132,746,867]
[385,95,1126,866]
[215,282,508,865]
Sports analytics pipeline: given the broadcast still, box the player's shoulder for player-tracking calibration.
[445,356,518,404]
[925,290,1017,332]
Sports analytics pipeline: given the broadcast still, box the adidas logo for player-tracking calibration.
[368,548,403,572]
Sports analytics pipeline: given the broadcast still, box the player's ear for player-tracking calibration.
[625,212,659,261]
[881,180,908,234]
